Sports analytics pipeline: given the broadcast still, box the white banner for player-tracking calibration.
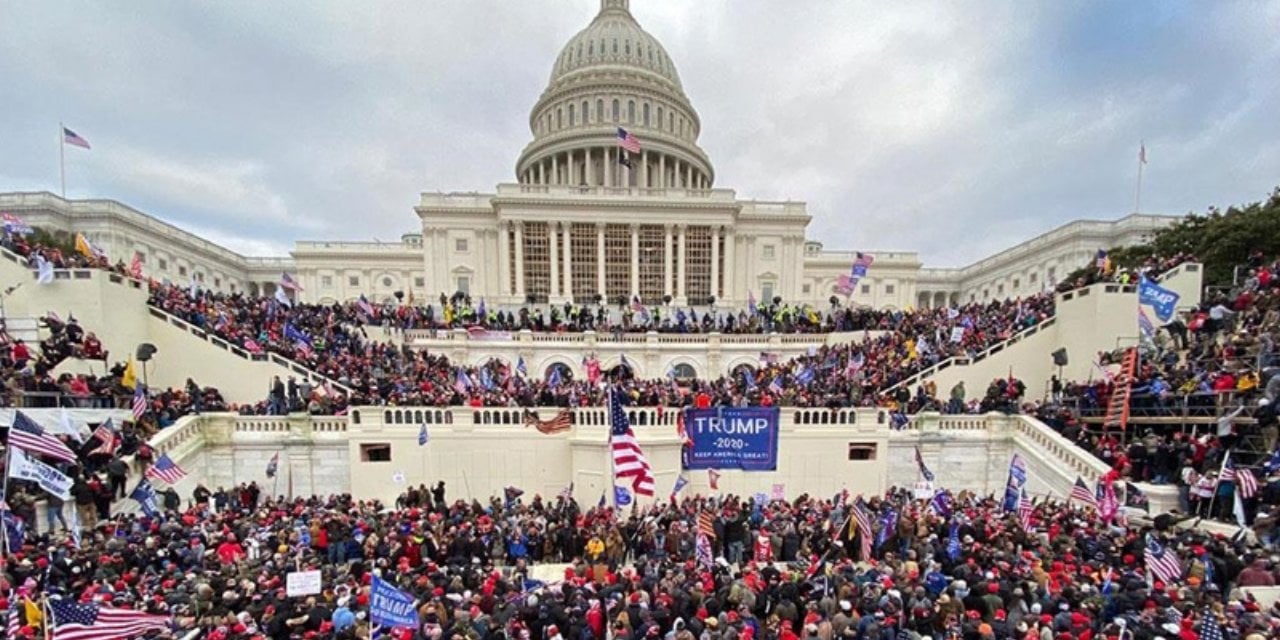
[286,570,322,597]
[950,326,966,344]
[9,449,73,500]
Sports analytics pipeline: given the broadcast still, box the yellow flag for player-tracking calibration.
[74,232,95,258]
[24,598,42,625]
[122,357,138,390]
[906,338,918,361]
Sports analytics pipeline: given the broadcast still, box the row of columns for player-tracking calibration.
[499,221,730,304]
[521,147,711,189]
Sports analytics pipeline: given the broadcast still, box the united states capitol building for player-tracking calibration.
[1,0,1174,312]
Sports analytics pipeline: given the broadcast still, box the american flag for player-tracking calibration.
[1017,491,1035,533]
[1221,457,1258,499]
[280,272,304,291]
[1138,143,1148,166]
[524,409,572,434]
[144,454,188,485]
[62,127,91,149]
[131,386,148,420]
[1070,476,1098,508]
[913,446,935,482]
[265,452,279,478]
[1144,534,1182,584]
[128,252,144,279]
[89,419,118,457]
[695,531,713,569]
[852,499,873,560]
[697,510,716,538]
[5,601,18,640]
[49,598,170,640]
[7,411,78,463]
[616,127,641,154]
[609,390,655,496]
[1198,609,1223,640]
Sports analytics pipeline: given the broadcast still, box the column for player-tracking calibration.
[551,154,559,185]
[658,154,666,189]
[722,230,735,305]
[686,164,693,189]
[586,148,595,186]
[596,223,607,300]
[536,163,544,185]
[710,226,720,301]
[514,222,526,299]
[563,224,575,302]
[641,150,648,188]
[604,148,612,187]
[497,222,510,297]
[549,222,560,300]
[662,224,674,298]
[629,224,640,299]
[676,224,687,304]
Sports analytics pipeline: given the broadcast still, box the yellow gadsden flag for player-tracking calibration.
[121,357,138,390]
[74,232,98,259]
[24,597,42,626]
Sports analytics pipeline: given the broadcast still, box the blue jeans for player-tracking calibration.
[46,503,68,533]
[727,541,744,565]
[328,541,348,564]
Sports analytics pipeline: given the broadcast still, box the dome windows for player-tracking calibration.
[582,101,589,124]
[643,103,650,127]
[597,99,604,122]
[568,104,575,126]
[627,100,635,123]
[612,99,620,121]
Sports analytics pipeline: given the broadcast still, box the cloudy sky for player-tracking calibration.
[1,1,1277,265]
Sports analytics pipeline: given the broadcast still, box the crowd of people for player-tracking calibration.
[147,279,1055,412]
[1034,252,1280,532]
[2,481,1277,639]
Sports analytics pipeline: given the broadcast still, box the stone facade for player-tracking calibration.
[0,1,1180,314]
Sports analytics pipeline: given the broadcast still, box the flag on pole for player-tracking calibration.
[559,483,574,501]
[265,452,279,479]
[121,358,139,390]
[129,252,144,279]
[613,485,632,506]
[2,212,32,235]
[852,499,873,561]
[1070,476,1098,508]
[89,420,118,457]
[35,254,55,284]
[49,598,171,640]
[7,411,78,463]
[609,389,655,496]
[129,479,161,518]
[1144,534,1182,584]
[63,127,91,149]
[708,469,721,491]
[144,454,189,485]
[913,446,935,482]
[280,272,304,291]
[1138,143,1148,165]
[131,385,148,420]
[418,424,429,446]
[671,474,688,499]
[616,127,641,154]
[1124,482,1150,511]
[1017,490,1034,533]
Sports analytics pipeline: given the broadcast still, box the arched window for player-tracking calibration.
[544,363,574,384]
[568,104,575,126]
[589,41,594,55]
[612,99,620,121]
[582,101,589,124]
[628,100,635,123]
[670,363,696,380]
[668,113,674,132]
[643,103,650,127]
[557,108,563,129]
[612,39,618,54]
[597,99,604,122]
[657,106,663,130]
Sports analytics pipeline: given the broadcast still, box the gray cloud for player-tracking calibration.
[1,0,1276,266]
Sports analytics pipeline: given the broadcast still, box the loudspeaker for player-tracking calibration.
[136,343,158,362]
[1051,348,1068,367]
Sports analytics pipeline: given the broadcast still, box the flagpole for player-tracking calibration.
[1134,141,1144,213]
[59,122,66,198]
[0,445,11,557]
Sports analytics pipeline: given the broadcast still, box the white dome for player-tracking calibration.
[550,0,683,92]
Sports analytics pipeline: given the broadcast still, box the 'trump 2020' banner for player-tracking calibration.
[683,407,780,471]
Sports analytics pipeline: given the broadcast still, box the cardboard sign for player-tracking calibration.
[286,570,322,597]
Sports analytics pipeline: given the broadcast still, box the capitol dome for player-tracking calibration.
[515,0,714,190]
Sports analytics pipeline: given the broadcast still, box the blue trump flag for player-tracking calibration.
[682,407,780,471]
[614,485,633,506]
[1137,277,1180,323]
[370,575,419,628]
[129,479,161,518]
[418,424,429,446]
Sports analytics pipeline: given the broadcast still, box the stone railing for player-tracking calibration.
[145,306,353,396]
[886,316,1058,392]
[401,328,834,348]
